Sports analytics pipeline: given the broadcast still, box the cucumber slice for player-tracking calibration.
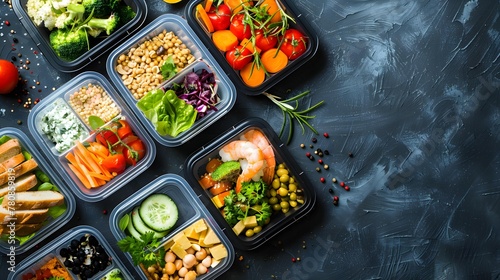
[139,194,178,232]
[126,215,143,241]
[131,206,169,239]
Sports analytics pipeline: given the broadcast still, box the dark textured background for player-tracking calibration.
[1,0,499,279]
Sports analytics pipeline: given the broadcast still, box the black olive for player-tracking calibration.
[71,239,80,249]
[88,235,98,246]
[72,266,80,274]
[80,236,87,243]
[64,259,73,267]
[72,258,81,266]
[60,248,69,258]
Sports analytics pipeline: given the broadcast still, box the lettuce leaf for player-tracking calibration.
[137,89,197,137]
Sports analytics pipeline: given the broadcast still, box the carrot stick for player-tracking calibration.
[212,30,239,51]
[204,0,213,12]
[74,154,98,189]
[261,48,288,73]
[261,0,281,23]
[240,38,261,54]
[240,62,266,87]
[68,163,92,189]
[75,141,103,174]
[196,4,214,33]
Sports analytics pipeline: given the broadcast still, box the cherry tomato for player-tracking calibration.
[117,120,133,139]
[96,130,119,147]
[279,28,307,60]
[0,59,19,94]
[225,45,253,70]
[124,139,145,166]
[207,4,231,31]
[255,30,278,52]
[101,154,127,174]
[229,14,251,41]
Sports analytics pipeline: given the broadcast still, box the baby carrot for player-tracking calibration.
[196,4,214,33]
[212,30,239,51]
[204,0,213,12]
[261,48,288,73]
[261,0,281,23]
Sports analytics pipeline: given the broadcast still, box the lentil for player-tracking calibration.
[68,83,121,126]
[116,30,196,100]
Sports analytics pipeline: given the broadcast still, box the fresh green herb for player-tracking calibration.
[160,56,177,80]
[119,214,130,231]
[88,115,106,130]
[117,232,166,268]
[264,90,324,145]
[223,179,273,227]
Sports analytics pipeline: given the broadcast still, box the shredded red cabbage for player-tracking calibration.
[163,69,219,120]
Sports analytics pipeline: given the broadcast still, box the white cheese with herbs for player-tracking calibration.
[40,99,88,153]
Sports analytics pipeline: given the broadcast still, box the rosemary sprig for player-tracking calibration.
[264,90,324,145]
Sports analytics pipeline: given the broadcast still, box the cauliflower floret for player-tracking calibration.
[26,0,82,30]
[51,0,73,10]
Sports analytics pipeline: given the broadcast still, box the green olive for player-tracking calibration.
[278,187,288,197]
[288,183,297,192]
[289,193,297,201]
[278,163,286,169]
[272,178,280,189]
[289,200,298,208]
[276,168,289,177]
[280,201,289,209]
[279,174,290,183]
[282,207,290,214]
[289,177,295,184]
[245,229,255,237]
[269,197,279,205]
[269,189,277,197]
[253,226,262,234]
[272,204,282,211]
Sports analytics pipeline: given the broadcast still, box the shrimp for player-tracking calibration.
[219,140,265,192]
[241,129,276,185]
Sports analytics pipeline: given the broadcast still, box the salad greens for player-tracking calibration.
[137,89,197,137]
[223,179,272,227]
[117,231,165,268]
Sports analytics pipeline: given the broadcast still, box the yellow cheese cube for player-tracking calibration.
[210,244,228,261]
[173,233,192,250]
[211,196,224,208]
[203,227,221,246]
[162,239,174,251]
[193,219,208,233]
[198,228,208,246]
[170,243,187,259]
[184,226,201,240]
[232,220,245,236]
[243,216,258,228]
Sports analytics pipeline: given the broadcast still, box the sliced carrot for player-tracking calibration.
[240,62,266,87]
[261,48,288,73]
[68,163,92,189]
[74,153,99,189]
[204,0,213,12]
[212,30,239,51]
[216,191,231,207]
[196,3,214,33]
[261,0,281,23]
[240,38,261,54]
[224,0,252,13]
[75,141,103,174]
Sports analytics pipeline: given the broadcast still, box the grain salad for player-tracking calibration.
[68,83,121,126]
[115,30,197,100]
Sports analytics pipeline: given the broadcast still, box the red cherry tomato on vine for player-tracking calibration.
[255,30,278,52]
[207,4,231,31]
[279,28,307,60]
[124,139,145,166]
[96,130,119,147]
[117,120,133,139]
[0,59,19,94]
[225,45,253,70]
[101,154,126,174]
[229,14,251,41]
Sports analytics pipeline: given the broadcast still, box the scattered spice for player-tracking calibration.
[332,178,337,183]
[324,150,330,155]
[5,20,10,26]
[309,155,314,160]
[291,257,296,262]
[344,185,350,191]
[323,132,329,138]
[13,38,18,43]
[318,159,323,164]
[300,143,305,148]
[102,209,108,215]
[320,177,325,183]
[333,196,339,201]
[348,152,354,158]
[323,164,329,170]
[306,152,311,157]
[311,137,317,143]
[328,188,333,194]
[17,120,22,125]
[340,181,345,187]
[315,167,321,172]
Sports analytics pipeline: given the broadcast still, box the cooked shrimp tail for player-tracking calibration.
[241,129,276,185]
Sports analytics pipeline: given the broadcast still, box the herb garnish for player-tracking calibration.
[264,90,324,145]
[117,232,166,268]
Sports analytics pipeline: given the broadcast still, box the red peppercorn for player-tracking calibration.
[291,257,296,262]
[340,181,345,187]
[344,185,350,191]
[102,210,108,215]
[5,20,10,26]
[323,132,329,138]
[333,196,339,201]
[306,152,311,157]
[318,159,323,164]
[320,177,325,183]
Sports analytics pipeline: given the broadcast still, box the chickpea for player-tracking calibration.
[164,262,176,275]
[196,263,208,275]
[278,187,288,197]
[201,256,212,267]
[165,251,176,263]
[195,248,207,261]
[183,254,197,269]
[184,271,197,280]
[290,200,298,208]
[280,201,290,209]
[174,259,183,270]
[272,178,280,189]
[253,226,262,234]
[276,168,289,177]
[178,267,188,278]
[279,174,290,183]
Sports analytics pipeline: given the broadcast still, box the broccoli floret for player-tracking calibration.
[85,13,120,37]
[116,5,136,27]
[55,3,85,29]
[82,0,121,18]
[49,27,89,61]
[102,268,125,280]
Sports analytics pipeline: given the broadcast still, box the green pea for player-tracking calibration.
[272,178,280,189]
[288,183,297,192]
[280,201,289,209]
[276,168,289,177]
[272,204,282,211]
[269,189,277,197]
[253,226,262,234]
[289,177,295,184]
[289,193,297,201]
[245,229,255,237]
[278,187,288,197]
[279,174,290,183]
[269,197,278,205]
[290,201,298,208]
[282,207,290,214]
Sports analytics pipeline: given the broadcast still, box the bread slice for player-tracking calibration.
[0,174,38,197]
[2,190,64,210]
[0,222,43,237]
[0,158,38,185]
[0,206,48,224]
[0,153,26,174]
[0,139,22,163]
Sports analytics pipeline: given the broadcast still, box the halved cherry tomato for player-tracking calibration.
[199,173,217,189]
[96,130,119,147]
[117,120,133,139]
[279,28,307,60]
[225,45,253,70]
[229,13,251,41]
[101,154,126,174]
[124,139,145,166]
[207,3,231,31]
[255,29,278,52]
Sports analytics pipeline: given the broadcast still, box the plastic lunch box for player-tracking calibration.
[184,0,319,96]
[8,225,133,280]
[27,71,156,202]
[0,128,76,255]
[183,117,317,250]
[109,174,235,279]
[107,14,237,147]
[12,0,147,72]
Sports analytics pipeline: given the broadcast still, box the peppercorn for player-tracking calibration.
[333,200,338,206]
[306,152,311,157]
[13,38,18,43]
[102,210,107,215]
[323,164,329,170]
[344,185,350,191]
[11,56,16,61]
[323,132,329,138]
[5,20,10,26]
[328,188,333,194]
[309,155,314,160]
[300,143,305,148]
[315,167,321,172]
[348,152,354,158]
[333,196,339,201]
[309,144,313,148]
[332,178,337,183]
[318,159,323,164]
[291,257,296,262]
[324,150,330,155]
[320,177,325,183]
[340,181,345,187]
[17,120,22,125]
[312,138,317,143]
